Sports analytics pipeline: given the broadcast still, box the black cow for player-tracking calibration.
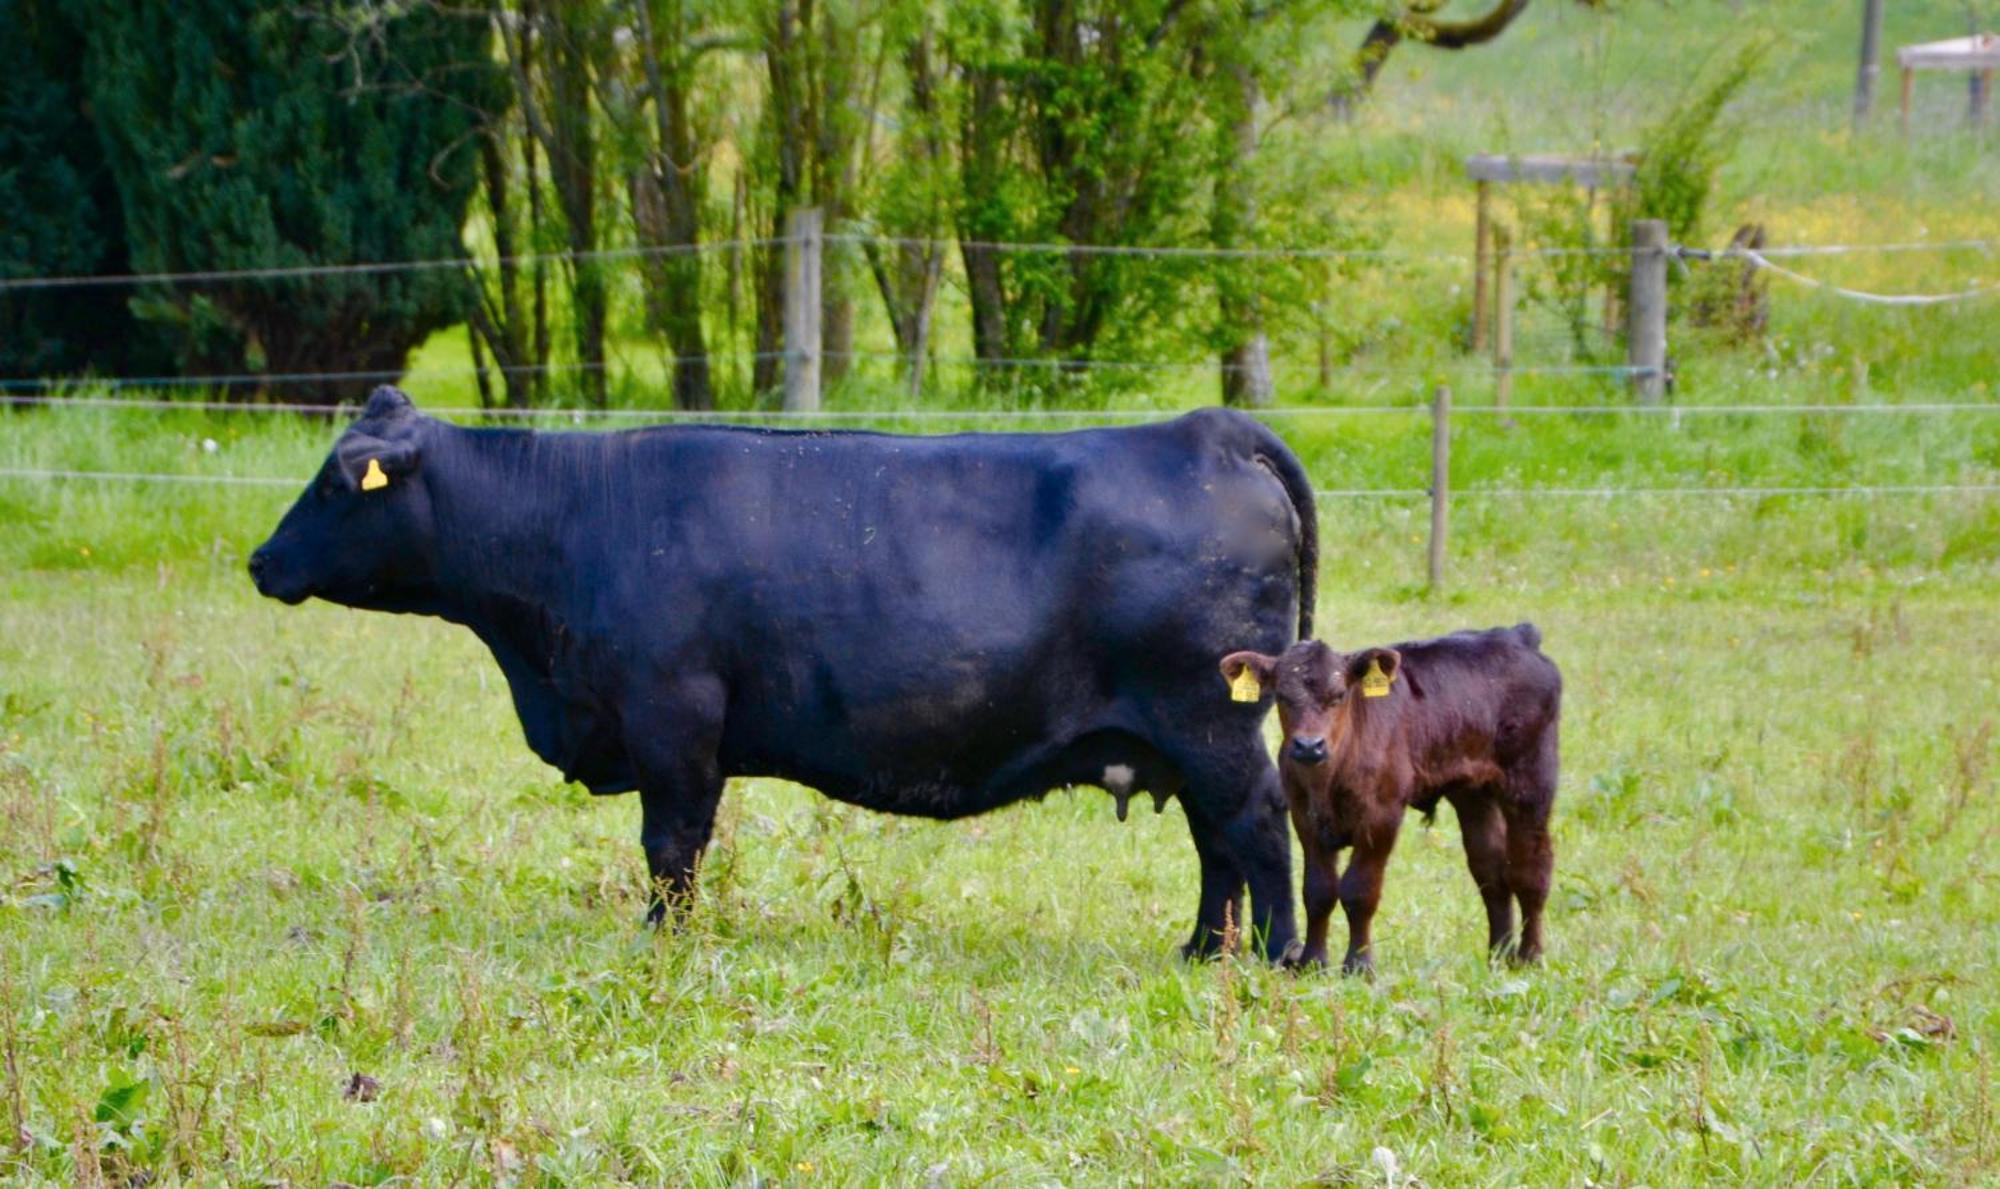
[250,388,1319,960]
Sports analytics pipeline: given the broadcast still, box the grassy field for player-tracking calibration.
[2,398,1996,1184]
[5,0,2000,1181]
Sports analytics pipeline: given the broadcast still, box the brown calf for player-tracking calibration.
[1220,624,1560,974]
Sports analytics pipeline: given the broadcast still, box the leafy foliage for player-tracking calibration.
[70,0,504,403]
[0,0,165,378]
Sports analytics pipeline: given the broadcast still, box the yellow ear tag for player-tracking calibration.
[1361,657,1393,698]
[360,457,389,492]
[1229,668,1262,703]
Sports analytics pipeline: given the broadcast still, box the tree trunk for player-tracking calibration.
[632,0,713,410]
[1215,62,1272,407]
[755,0,806,395]
[547,12,605,407]
[957,65,1011,377]
[476,128,531,408]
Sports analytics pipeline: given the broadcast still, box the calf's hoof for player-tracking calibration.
[1340,952,1375,978]
[1279,941,1328,972]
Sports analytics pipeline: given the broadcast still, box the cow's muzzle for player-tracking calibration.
[248,547,311,605]
[1288,735,1329,766]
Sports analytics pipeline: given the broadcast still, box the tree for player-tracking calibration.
[74,0,500,406]
[0,0,165,381]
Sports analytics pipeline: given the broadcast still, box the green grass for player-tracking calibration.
[4,0,1999,1179]
[1,402,1996,1183]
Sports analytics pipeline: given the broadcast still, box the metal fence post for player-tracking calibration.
[783,207,823,412]
[1428,385,1451,593]
[1627,219,1669,404]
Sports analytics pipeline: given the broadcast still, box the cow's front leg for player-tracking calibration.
[627,682,726,926]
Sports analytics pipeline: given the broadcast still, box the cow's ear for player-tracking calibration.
[334,433,420,492]
[1219,651,1278,702]
[1346,648,1401,696]
[360,385,415,422]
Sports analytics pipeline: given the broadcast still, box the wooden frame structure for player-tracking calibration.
[1464,154,1635,352]
[1897,34,1999,131]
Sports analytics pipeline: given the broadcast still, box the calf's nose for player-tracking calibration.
[1288,735,1328,765]
[247,549,271,589]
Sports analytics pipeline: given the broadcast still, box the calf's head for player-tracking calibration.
[1219,641,1402,767]
[249,387,439,610]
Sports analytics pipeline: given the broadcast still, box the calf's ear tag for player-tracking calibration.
[1229,668,1262,703]
[360,458,390,492]
[1361,656,1393,698]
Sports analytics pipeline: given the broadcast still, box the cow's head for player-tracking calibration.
[249,386,439,610]
[1219,641,1401,767]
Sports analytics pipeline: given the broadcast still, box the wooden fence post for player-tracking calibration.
[1471,181,1493,352]
[1428,385,1450,593]
[1627,219,1668,405]
[1493,227,1515,425]
[783,207,823,412]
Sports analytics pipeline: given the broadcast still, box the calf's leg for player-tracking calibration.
[1450,791,1516,958]
[1337,819,1401,976]
[1501,797,1554,963]
[1295,841,1339,968]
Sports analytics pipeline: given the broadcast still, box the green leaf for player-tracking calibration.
[94,1070,149,1129]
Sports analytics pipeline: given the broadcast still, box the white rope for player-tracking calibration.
[1736,247,1997,306]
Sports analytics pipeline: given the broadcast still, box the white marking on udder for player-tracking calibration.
[1105,764,1137,822]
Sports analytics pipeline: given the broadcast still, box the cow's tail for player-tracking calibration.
[1245,421,1319,641]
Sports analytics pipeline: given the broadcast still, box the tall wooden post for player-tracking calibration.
[783,207,823,412]
[1854,0,1886,124]
[1627,219,1669,405]
[1471,181,1493,352]
[1428,386,1451,593]
[1493,227,1515,425]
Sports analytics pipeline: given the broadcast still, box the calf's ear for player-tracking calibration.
[1218,651,1279,702]
[1346,648,1402,693]
[334,433,421,492]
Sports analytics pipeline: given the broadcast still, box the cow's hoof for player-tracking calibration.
[1340,953,1375,978]
[1279,942,1327,973]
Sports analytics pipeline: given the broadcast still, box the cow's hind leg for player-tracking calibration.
[1179,803,1245,960]
[1175,747,1297,963]
[1449,790,1516,959]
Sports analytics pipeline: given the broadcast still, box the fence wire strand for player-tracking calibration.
[0,233,1992,291]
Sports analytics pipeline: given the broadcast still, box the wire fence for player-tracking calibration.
[1,229,1990,411]
[4,232,1995,513]
[1,233,1992,291]
[2,465,1994,503]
